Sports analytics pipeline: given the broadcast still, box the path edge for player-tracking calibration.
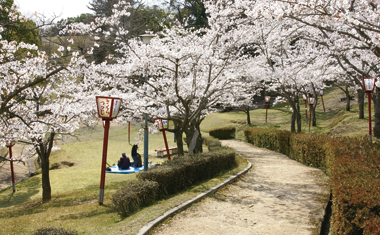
[136,153,252,235]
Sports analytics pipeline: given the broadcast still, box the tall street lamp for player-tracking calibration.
[362,77,376,142]
[265,96,271,123]
[139,33,155,171]
[302,94,308,122]
[308,97,315,132]
[95,96,122,205]
[319,90,326,113]
[6,141,16,192]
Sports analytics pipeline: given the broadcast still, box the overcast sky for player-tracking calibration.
[14,0,93,20]
[14,0,161,21]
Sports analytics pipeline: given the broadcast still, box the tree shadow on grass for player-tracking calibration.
[0,176,41,209]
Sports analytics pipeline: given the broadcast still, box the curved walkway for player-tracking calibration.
[151,140,330,235]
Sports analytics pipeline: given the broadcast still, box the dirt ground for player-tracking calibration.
[0,144,35,191]
[153,140,330,235]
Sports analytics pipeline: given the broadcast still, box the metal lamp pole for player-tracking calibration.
[96,96,122,205]
[362,77,376,142]
[308,97,315,133]
[302,94,308,122]
[139,33,155,171]
[265,96,270,123]
[319,90,326,113]
[6,141,16,192]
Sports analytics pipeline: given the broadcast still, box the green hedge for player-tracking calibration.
[113,149,236,218]
[112,180,159,218]
[137,148,236,196]
[203,136,222,151]
[209,127,236,139]
[244,128,380,234]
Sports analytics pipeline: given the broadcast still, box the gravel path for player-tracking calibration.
[153,139,329,235]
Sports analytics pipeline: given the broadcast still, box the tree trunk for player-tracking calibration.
[245,106,251,125]
[358,89,365,119]
[296,101,302,132]
[186,120,203,154]
[373,87,380,138]
[312,103,317,127]
[37,132,55,202]
[345,84,351,111]
[173,121,184,156]
[291,110,296,132]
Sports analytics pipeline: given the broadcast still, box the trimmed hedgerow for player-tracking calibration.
[203,136,222,151]
[137,148,236,197]
[209,127,236,139]
[112,180,159,218]
[112,149,236,218]
[244,127,380,234]
[327,137,380,235]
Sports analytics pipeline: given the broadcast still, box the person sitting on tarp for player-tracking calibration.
[131,144,140,168]
[118,152,131,169]
[135,153,143,167]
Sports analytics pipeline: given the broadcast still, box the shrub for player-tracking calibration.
[112,180,159,218]
[209,127,236,139]
[137,148,236,197]
[244,127,380,234]
[31,227,78,235]
[203,136,222,151]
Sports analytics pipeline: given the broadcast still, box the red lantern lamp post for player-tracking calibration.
[265,96,271,123]
[302,94,308,122]
[308,97,315,132]
[319,90,326,113]
[6,141,16,192]
[362,77,376,142]
[154,119,171,160]
[95,96,122,205]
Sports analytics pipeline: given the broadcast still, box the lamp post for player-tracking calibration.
[362,77,376,142]
[319,90,326,113]
[265,96,271,123]
[139,33,155,171]
[154,119,171,160]
[6,141,16,192]
[302,94,308,122]
[308,97,315,132]
[95,96,122,205]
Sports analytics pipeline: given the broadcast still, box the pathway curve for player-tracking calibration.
[153,139,329,235]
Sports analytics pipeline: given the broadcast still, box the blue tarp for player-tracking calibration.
[106,163,155,174]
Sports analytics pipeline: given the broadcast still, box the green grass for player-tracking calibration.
[202,87,376,139]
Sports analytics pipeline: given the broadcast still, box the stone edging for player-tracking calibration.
[136,154,252,235]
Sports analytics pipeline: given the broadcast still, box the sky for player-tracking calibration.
[14,0,161,20]
[14,0,93,20]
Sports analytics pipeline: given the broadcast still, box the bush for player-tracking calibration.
[31,227,77,235]
[209,127,236,139]
[137,148,236,197]
[112,180,159,218]
[203,136,222,151]
[244,127,380,234]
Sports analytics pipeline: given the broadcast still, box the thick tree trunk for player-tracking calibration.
[345,86,351,111]
[186,120,203,154]
[41,152,51,202]
[358,89,365,119]
[312,103,317,127]
[291,110,296,132]
[295,101,301,132]
[245,106,251,125]
[37,132,55,202]
[173,121,184,156]
[373,87,380,138]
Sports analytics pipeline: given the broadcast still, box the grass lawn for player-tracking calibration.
[0,87,377,234]
[0,120,247,234]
